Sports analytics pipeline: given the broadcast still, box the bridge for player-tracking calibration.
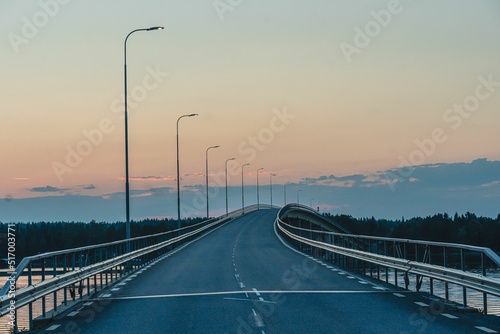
[1,205,500,333]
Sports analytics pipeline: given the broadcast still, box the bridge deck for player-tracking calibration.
[39,209,500,333]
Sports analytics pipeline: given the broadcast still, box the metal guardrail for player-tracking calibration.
[278,203,350,233]
[276,204,500,314]
[0,205,270,332]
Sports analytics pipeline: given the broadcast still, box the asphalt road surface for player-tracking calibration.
[39,209,500,333]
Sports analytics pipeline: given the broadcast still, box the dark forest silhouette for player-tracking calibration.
[1,212,499,262]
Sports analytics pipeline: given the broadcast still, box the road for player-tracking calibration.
[40,209,500,333]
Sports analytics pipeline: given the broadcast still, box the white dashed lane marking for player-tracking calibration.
[46,325,61,331]
[441,313,458,319]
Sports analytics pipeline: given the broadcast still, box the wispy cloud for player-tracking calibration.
[30,185,68,193]
[302,159,500,191]
[184,184,204,191]
[125,176,176,181]
[102,187,173,200]
[9,159,500,222]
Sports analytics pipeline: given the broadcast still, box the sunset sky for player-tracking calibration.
[1,0,500,222]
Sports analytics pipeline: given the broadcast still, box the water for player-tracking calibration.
[365,268,500,316]
[0,274,107,333]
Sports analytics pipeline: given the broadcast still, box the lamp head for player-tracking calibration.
[148,26,164,31]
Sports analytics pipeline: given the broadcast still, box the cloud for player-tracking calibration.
[30,185,68,193]
[301,173,381,188]
[9,159,500,222]
[83,184,96,190]
[182,172,204,178]
[102,187,173,200]
[303,159,500,191]
[128,176,176,181]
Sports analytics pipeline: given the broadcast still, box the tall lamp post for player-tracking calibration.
[205,145,219,218]
[270,173,276,207]
[124,26,163,243]
[256,167,264,209]
[284,182,288,205]
[297,189,302,205]
[225,158,236,216]
[177,113,198,231]
[241,163,250,213]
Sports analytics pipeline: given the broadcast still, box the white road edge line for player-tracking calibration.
[475,327,498,333]
[441,313,458,319]
[45,325,61,331]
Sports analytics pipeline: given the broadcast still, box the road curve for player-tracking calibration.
[39,209,500,333]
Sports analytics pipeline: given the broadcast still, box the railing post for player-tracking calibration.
[71,252,76,302]
[41,259,46,317]
[481,252,488,314]
[62,254,67,308]
[460,249,467,307]
[443,246,447,268]
[28,262,33,331]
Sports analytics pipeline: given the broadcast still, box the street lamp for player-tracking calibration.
[256,167,264,209]
[124,26,163,243]
[297,189,302,204]
[225,158,236,216]
[284,182,288,205]
[176,113,198,231]
[205,145,220,218]
[270,173,276,207]
[241,163,250,213]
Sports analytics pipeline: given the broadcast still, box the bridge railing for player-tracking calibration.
[276,204,500,315]
[0,205,266,332]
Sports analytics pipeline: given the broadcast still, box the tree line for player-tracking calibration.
[323,212,500,252]
[0,217,203,261]
[1,212,499,263]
